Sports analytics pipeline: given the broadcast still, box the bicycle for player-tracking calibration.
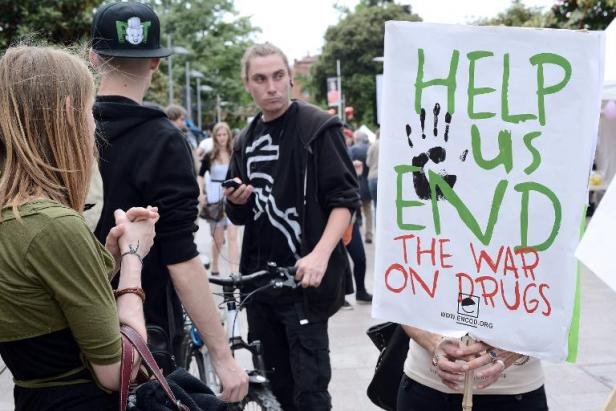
[181,262,298,411]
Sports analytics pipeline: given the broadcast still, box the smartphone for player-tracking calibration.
[221,179,241,190]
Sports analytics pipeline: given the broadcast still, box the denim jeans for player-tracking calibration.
[396,374,548,411]
[368,178,378,209]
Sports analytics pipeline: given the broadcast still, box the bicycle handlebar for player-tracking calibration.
[208,264,298,289]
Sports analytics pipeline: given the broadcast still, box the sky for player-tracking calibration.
[233,0,556,63]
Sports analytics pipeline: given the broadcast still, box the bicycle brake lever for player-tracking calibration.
[273,275,298,289]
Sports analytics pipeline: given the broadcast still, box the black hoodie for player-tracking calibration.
[226,100,360,321]
[93,95,199,339]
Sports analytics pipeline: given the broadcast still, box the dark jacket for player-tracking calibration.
[226,101,360,321]
[349,141,371,200]
[93,95,199,340]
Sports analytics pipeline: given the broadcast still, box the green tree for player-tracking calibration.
[144,0,258,127]
[311,1,421,127]
[547,0,616,30]
[472,0,547,27]
[0,0,102,50]
[475,0,616,30]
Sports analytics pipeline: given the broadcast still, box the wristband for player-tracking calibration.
[113,287,146,302]
[121,241,143,266]
[514,355,530,366]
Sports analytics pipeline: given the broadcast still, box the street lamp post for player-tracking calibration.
[185,62,191,118]
[166,35,189,106]
[199,84,214,128]
[336,59,342,121]
[190,70,205,129]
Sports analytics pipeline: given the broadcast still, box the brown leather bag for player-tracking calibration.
[199,201,224,222]
[119,325,189,411]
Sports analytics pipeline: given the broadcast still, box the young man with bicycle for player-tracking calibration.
[225,42,360,411]
[89,2,248,403]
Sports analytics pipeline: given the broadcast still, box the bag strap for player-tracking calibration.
[166,281,177,356]
[119,325,188,411]
[120,333,134,410]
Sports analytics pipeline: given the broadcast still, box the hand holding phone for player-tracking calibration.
[221,179,241,190]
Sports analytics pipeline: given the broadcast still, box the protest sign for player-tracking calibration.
[576,177,616,293]
[373,22,604,361]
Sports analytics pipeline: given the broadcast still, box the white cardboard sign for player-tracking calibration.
[576,178,616,294]
[373,22,604,361]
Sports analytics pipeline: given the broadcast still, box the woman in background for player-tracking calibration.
[198,122,239,275]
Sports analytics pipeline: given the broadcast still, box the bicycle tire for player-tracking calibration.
[230,386,283,411]
[184,346,206,382]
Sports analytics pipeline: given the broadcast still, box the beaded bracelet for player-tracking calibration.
[514,355,530,366]
[113,287,146,303]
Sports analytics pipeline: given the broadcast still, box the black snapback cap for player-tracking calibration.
[91,2,171,58]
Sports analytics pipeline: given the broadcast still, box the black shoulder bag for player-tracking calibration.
[366,322,410,411]
[147,282,180,375]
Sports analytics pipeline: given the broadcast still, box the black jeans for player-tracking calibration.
[396,374,548,411]
[246,301,332,411]
[345,222,367,295]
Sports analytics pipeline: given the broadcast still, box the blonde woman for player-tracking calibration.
[0,46,158,410]
[198,122,239,275]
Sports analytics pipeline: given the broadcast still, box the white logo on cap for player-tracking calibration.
[125,16,144,45]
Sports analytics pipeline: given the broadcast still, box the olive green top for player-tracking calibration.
[0,200,121,386]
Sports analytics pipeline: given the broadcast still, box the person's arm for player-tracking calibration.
[295,127,359,287]
[29,210,156,391]
[224,134,254,225]
[295,207,351,287]
[168,257,249,402]
[197,155,209,208]
[137,130,247,401]
[93,208,158,390]
[197,175,206,208]
[402,325,526,390]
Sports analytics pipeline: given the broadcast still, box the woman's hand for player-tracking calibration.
[431,337,470,390]
[105,207,159,269]
[198,192,207,208]
[117,207,159,260]
[105,207,158,272]
[458,343,527,389]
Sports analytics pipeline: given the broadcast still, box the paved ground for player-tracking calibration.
[1,218,615,410]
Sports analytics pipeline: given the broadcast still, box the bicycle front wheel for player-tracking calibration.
[184,346,206,382]
[231,386,283,411]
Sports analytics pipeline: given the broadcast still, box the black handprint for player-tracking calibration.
[404,103,467,200]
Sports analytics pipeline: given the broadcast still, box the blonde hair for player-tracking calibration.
[210,122,233,163]
[241,42,291,81]
[0,46,95,214]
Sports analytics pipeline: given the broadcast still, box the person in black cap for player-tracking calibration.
[89,2,249,403]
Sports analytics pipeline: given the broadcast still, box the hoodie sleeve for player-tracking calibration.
[316,127,361,213]
[225,132,254,225]
[137,130,199,265]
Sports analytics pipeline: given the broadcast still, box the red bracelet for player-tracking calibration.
[113,287,146,302]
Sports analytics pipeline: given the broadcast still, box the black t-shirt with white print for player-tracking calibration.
[242,103,303,301]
